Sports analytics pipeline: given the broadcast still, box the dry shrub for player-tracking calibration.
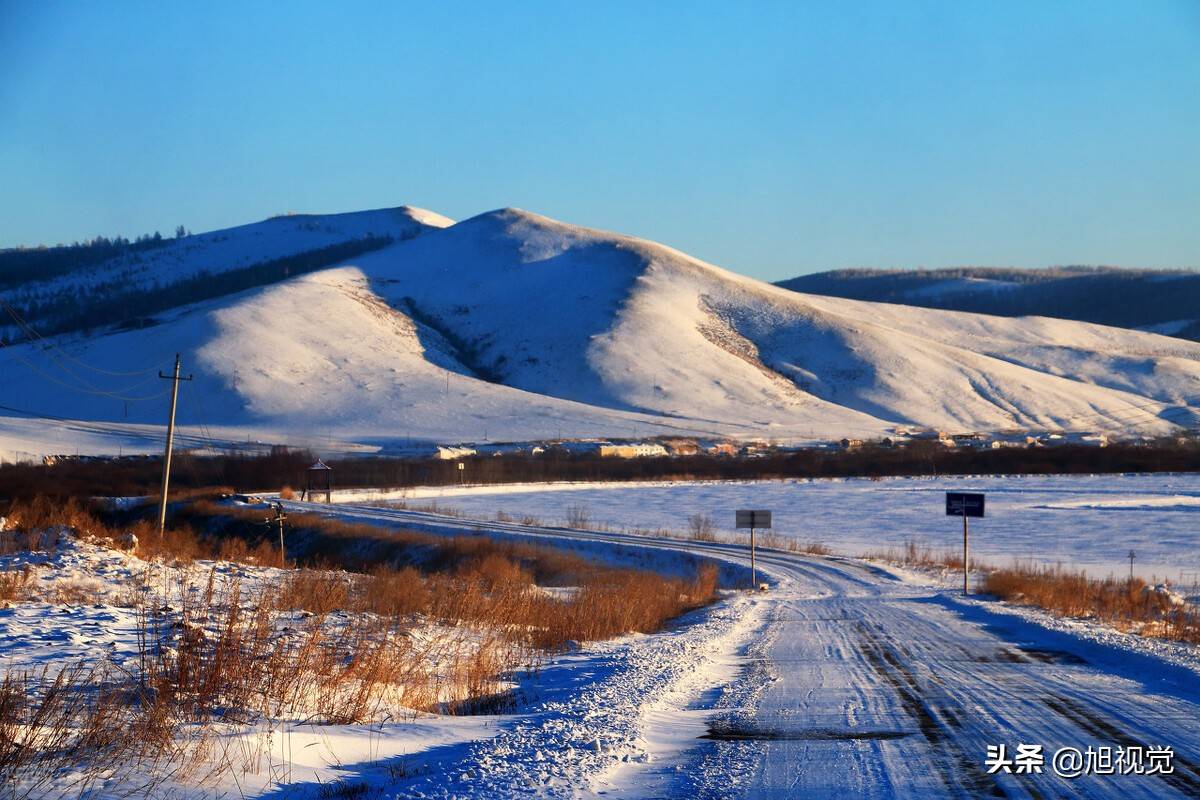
[51,580,100,605]
[134,519,281,567]
[866,539,962,570]
[0,496,729,793]
[0,567,33,601]
[565,504,590,529]
[687,513,716,541]
[983,564,1200,643]
[0,662,205,798]
[522,563,720,649]
[2,496,95,538]
[275,569,354,614]
[279,486,297,500]
[355,566,431,617]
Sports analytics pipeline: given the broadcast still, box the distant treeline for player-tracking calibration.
[0,230,185,291]
[778,267,1200,339]
[3,235,394,341]
[3,439,1197,507]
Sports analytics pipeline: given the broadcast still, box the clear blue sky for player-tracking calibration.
[1,1,1197,279]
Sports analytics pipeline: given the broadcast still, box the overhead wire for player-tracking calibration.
[0,297,162,376]
[8,352,172,402]
[0,298,180,401]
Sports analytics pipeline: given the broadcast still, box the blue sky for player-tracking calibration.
[1,1,1197,279]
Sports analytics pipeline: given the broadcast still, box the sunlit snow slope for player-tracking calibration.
[3,206,1199,457]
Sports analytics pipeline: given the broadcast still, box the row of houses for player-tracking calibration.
[838,429,1113,451]
[425,438,745,460]
[425,428,1141,462]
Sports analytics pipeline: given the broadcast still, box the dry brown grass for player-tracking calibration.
[0,566,33,601]
[984,564,1200,643]
[0,495,727,794]
[865,538,963,570]
[0,662,216,798]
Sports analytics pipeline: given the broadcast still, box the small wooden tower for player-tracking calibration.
[302,458,332,503]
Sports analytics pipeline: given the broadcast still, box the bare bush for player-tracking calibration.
[984,564,1200,643]
[687,513,716,541]
[0,566,33,601]
[565,504,590,529]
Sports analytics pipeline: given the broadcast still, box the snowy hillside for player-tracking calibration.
[778,267,1200,341]
[3,206,1200,457]
[0,206,452,342]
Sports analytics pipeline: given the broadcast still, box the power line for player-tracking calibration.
[1,297,166,377]
[7,352,172,402]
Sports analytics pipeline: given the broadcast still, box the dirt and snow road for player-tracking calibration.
[292,501,1200,799]
[689,550,1200,799]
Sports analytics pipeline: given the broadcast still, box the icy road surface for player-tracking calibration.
[286,500,1200,799]
[689,550,1200,799]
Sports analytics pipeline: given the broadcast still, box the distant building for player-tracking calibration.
[661,438,700,456]
[434,445,477,460]
[598,442,669,458]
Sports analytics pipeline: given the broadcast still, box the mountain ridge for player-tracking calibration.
[776,266,1200,341]
[2,205,1199,457]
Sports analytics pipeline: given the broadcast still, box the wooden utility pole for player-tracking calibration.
[270,502,289,566]
[156,354,193,537]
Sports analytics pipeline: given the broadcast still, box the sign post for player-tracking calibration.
[735,509,772,590]
[945,492,985,595]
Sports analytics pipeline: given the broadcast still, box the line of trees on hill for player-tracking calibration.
[2,235,394,342]
[0,229,188,291]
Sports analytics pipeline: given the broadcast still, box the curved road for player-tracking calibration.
[288,499,1200,799]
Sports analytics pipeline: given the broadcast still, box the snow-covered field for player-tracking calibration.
[0,525,761,798]
[4,493,1200,798]
[361,473,1200,582]
[290,498,1200,798]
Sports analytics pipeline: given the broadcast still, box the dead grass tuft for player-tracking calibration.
[984,563,1200,643]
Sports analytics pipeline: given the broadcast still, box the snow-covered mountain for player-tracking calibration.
[777,267,1200,341]
[3,206,1199,457]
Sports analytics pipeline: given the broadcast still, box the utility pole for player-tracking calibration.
[156,354,193,537]
[270,502,288,567]
[1128,550,1136,582]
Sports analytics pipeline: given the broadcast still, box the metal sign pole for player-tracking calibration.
[946,492,983,597]
[735,509,771,592]
[751,525,756,589]
[963,515,969,596]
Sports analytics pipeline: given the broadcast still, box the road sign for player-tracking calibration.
[735,510,771,591]
[945,492,985,518]
[946,492,984,597]
[736,510,772,529]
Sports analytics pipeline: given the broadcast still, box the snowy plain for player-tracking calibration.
[352,473,1200,583]
[283,497,1200,798]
